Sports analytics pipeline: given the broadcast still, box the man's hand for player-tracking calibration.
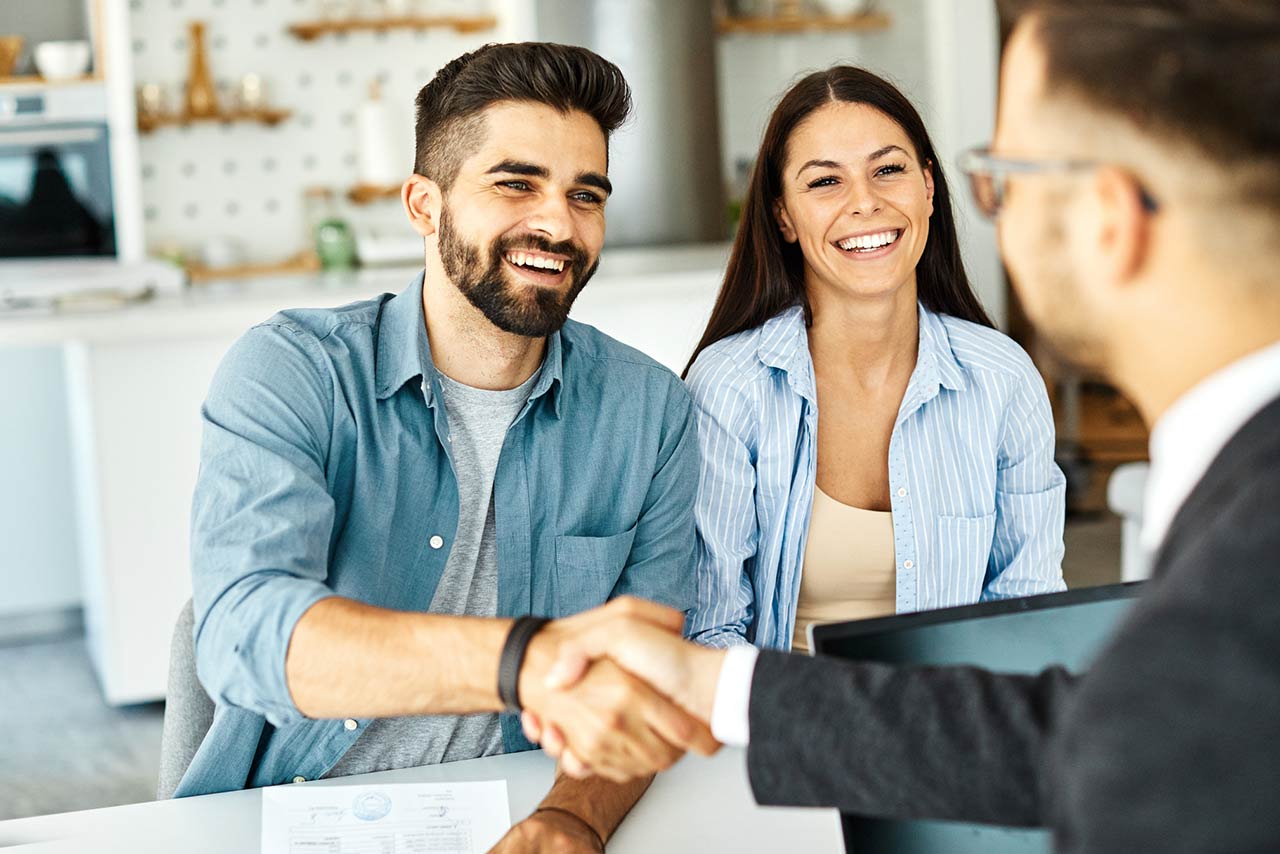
[487,809,603,854]
[517,597,719,782]
[521,610,728,777]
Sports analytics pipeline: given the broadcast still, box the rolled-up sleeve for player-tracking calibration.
[983,357,1067,600]
[684,352,758,648]
[190,322,339,726]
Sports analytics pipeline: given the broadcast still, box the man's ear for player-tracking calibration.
[774,199,798,243]
[403,173,443,238]
[1093,165,1152,286]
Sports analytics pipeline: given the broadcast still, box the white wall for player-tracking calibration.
[923,0,1003,326]
[127,0,521,264]
[0,347,82,617]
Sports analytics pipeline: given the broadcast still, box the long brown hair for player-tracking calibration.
[683,66,993,377]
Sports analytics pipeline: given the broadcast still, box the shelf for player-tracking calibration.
[137,107,293,134]
[287,15,498,41]
[716,12,892,34]
[0,73,103,89]
[185,251,320,284]
[347,183,402,205]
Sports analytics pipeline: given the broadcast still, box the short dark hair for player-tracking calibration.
[413,42,632,189]
[683,66,994,377]
[1026,1,1280,210]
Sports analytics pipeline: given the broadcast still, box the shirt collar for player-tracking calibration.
[757,305,815,402]
[375,271,565,416]
[1141,339,1280,554]
[756,302,966,408]
[899,303,968,420]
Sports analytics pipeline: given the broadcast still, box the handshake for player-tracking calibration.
[514,597,730,781]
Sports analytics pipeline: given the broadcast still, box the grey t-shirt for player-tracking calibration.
[325,366,538,777]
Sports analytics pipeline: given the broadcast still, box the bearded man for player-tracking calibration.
[178,42,713,854]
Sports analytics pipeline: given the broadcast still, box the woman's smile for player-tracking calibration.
[830,227,905,261]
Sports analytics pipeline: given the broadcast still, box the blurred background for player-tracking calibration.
[0,0,1147,820]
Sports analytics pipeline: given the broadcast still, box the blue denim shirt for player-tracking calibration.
[176,273,697,797]
[686,304,1066,650]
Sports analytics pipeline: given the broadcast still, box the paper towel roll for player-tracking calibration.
[357,80,403,188]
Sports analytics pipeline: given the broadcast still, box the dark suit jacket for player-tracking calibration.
[746,395,1280,853]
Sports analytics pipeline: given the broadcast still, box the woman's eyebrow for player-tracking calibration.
[796,159,842,178]
[867,144,908,161]
[795,145,908,179]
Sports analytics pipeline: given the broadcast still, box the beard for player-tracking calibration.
[437,205,598,338]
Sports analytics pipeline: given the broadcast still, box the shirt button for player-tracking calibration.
[897,487,908,497]
[344,719,358,731]
[903,559,914,569]
[429,535,444,549]
[292,776,306,784]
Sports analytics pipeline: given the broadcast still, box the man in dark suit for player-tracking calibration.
[523,2,1280,850]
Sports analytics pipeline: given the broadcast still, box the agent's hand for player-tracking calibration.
[518,598,717,782]
[487,808,603,854]
[523,614,727,777]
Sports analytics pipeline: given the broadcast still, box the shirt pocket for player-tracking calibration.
[934,511,997,608]
[552,526,638,617]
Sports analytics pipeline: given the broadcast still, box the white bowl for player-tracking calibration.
[34,40,92,81]
[822,0,872,15]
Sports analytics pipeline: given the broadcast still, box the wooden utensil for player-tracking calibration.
[0,35,24,78]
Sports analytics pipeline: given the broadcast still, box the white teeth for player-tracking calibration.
[506,252,566,272]
[838,230,899,252]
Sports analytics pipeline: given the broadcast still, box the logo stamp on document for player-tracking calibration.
[352,790,393,822]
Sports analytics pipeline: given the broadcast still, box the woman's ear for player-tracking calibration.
[774,199,798,243]
[402,174,442,238]
[923,160,935,215]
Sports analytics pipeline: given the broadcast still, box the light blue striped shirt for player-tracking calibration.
[686,303,1066,650]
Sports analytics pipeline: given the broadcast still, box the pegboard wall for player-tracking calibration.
[128,0,506,263]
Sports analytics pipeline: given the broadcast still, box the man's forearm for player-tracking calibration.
[285,597,513,718]
[539,770,654,842]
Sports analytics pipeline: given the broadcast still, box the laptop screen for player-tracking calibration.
[810,583,1144,854]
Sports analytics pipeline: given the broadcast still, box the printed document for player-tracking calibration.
[261,780,510,853]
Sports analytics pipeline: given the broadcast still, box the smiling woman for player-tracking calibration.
[684,66,1067,653]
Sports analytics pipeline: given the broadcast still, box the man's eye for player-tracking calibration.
[500,180,531,191]
[571,191,603,204]
[807,176,838,189]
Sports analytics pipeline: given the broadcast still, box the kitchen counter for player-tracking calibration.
[0,243,731,349]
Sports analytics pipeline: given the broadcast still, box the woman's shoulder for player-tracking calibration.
[685,322,777,399]
[935,312,1043,389]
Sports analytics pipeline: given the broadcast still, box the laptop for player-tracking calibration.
[809,582,1145,854]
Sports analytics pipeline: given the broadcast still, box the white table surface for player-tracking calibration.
[0,747,842,853]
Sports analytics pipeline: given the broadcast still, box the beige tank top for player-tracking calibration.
[792,485,898,653]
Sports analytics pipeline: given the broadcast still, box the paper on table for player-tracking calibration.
[261,780,510,854]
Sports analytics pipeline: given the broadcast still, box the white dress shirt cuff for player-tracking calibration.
[710,644,759,747]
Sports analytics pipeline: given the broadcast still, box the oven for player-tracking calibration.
[0,87,116,260]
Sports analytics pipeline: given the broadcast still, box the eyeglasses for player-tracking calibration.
[958,146,1160,220]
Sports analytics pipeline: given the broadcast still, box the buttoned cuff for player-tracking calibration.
[710,644,759,747]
